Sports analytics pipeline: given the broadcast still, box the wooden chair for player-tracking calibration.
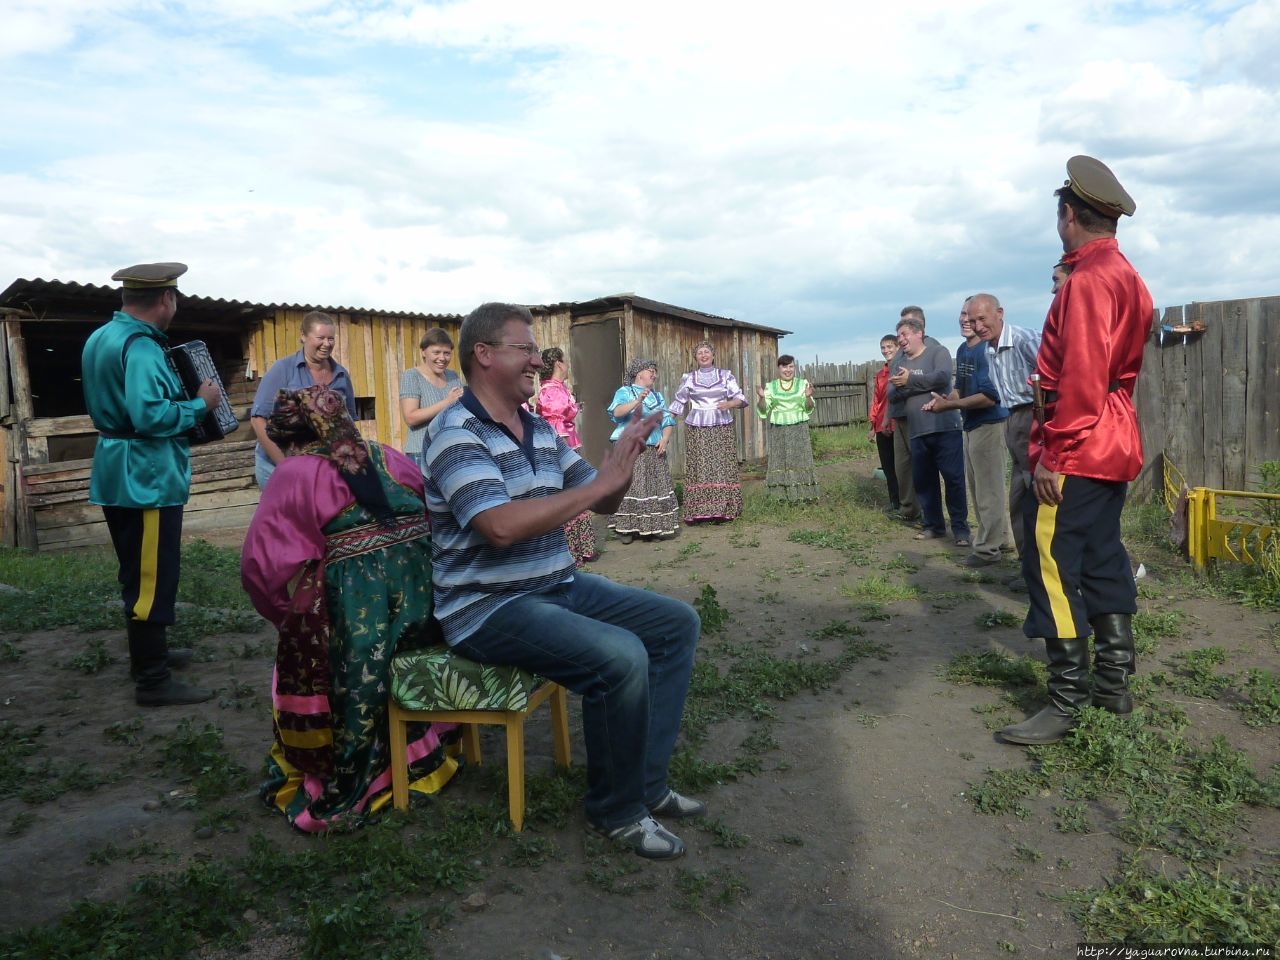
[387,648,572,831]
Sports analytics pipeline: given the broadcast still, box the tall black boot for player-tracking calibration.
[129,620,212,707]
[1091,613,1135,714]
[998,637,1091,745]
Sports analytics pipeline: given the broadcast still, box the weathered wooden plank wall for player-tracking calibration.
[800,360,878,428]
[1136,295,1280,498]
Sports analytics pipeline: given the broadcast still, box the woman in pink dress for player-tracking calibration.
[536,347,599,564]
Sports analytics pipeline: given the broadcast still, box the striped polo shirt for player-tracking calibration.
[425,388,596,645]
[987,323,1042,410]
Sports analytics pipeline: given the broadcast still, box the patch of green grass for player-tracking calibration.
[0,541,262,641]
[677,540,703,558]
[104,718,145,747]
[977,609,1023,629]
[157,719,249,803]
[86,840,169,866]
[1236,668,1280,726]
[1058,855,1280,945]
[699,818,749,849]
[928,590,977,611]
[0,721,43,801]
[504,832,558,869]
[6,811,36,837]
[966,767,1048,818]
[64,637,117,674]
[1053,802,1090,834]
[1013,843,1042,863]
[840,576,918,604]
[0,639,22,662]
[1131,609,1185,656]
[1029,710,1276,864]
[810,424,870,462]
[670,867,750,912]
[787,529,873,565]
[693,584,730,633]
[1149,646,1232,700]
[943,651,1045,689]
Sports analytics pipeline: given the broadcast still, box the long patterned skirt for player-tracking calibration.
[610,446,680,537]
[565,511,599,565]
[683,424,743,522]
[765,421,820,501]
[261,511,458,833]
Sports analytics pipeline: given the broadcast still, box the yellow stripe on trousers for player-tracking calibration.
[134,508,160,621]
[1033,475,1076,638]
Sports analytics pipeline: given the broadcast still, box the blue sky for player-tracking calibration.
[3,0,1279,363]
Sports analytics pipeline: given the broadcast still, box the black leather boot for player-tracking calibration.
[129,647,194,682]
[998,637,1091,745]
[1091,613,1136,714]
[129,620,212,707]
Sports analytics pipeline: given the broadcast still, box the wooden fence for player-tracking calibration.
[800,359,878,427]
[1133,295,1280,498]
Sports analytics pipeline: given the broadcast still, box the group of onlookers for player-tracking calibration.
[871,297,1042,577]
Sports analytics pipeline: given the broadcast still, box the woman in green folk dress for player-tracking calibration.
[755,354,820,502]
[241,385,458,832]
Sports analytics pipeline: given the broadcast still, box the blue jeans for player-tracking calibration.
[910,430,969,538]
[254,449,276,489]
[452,572,701,830]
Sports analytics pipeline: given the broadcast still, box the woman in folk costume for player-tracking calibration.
[668,341,749,523]
[606,358,679,542]
[535,347,599,565]
[241,385,458,832]
[755,354,820,501]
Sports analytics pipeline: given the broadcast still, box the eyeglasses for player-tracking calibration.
[483,342,541,356]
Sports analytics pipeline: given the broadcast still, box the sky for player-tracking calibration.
[3,0,1279,363]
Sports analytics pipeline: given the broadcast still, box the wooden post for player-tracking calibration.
[6,321,37,548]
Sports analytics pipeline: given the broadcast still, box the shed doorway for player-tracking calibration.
[569,316,623,470]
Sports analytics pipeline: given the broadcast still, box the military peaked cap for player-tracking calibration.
[111,262,188,289]
[1063,156,1136,218]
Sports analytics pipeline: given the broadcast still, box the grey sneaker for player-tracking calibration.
[648,788,707,819]
[592,815,685,860]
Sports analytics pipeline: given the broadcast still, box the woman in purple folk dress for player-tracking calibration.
[668,341,749,524]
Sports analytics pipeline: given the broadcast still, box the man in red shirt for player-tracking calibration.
[1000,156,1154,746]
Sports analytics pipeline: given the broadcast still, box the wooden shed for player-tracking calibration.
[2,281,786,551]
[534,294,790,478]
[0,277,460,550]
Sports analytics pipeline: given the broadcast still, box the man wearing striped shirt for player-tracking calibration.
[424,302,703,862]
[969,296,1041,560]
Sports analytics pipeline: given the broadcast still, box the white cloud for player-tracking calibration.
[1,1,1278,362]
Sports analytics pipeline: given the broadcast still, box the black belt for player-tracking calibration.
[1008,402,1033,412]
[97,429,146,440]
[1042,381,1121,405]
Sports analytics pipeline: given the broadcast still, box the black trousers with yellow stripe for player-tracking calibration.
[102,506,183,626]
[1021,475,1135,640]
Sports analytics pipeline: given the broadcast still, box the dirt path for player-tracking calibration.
[1,455,1276,959]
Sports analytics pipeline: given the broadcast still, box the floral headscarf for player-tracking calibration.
[266,385,393,523]
[625,357,657,384]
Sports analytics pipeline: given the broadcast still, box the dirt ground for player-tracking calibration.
[1,453,1277,960]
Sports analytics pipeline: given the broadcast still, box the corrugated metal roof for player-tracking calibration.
[0,277,462,325]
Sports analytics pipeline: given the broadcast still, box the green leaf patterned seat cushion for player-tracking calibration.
[391,646,548,712]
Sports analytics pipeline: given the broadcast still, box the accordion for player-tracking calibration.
[166,340,239,444]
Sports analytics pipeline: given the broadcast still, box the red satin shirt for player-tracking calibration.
[1030,237,1153,481]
